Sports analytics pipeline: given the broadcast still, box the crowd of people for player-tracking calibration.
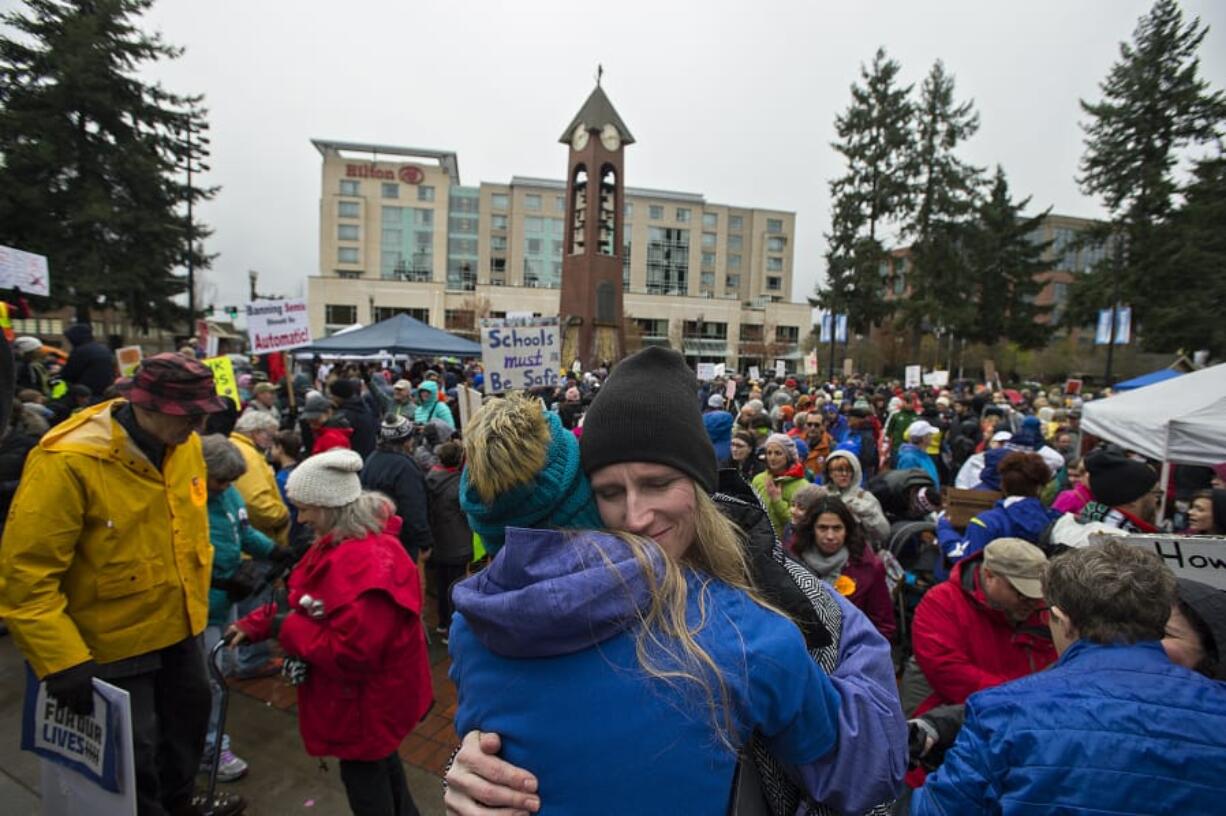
[0,325,1224,815]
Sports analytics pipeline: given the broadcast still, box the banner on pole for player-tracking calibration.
[479,316,562,394]
[246,299,311,353]
[202,355,240,408]
[835,314,848,344]
[0,244,50,296]
[819,313,832,344]
[1095,306,1131,345]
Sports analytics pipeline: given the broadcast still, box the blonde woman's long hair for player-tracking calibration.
[588,485,782,751]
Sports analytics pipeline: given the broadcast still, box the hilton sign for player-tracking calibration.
[345,164,424,184]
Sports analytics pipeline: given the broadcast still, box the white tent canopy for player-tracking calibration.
[1081,362,1226,466]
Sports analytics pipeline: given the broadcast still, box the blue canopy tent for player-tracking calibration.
[299,313,481,358]
[1113,367,1183,392]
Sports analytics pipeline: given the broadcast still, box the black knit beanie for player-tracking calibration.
[1085,448,1157,508]
[580,347,717,492]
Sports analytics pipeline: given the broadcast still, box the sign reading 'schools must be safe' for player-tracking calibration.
[480,316,561,394]
[247,298,312,353]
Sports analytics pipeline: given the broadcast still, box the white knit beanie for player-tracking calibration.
[286,448,363,507]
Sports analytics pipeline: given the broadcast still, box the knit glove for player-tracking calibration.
[45,660,98,716]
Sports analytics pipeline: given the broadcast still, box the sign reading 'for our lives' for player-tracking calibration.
[246,298,312,353]
[21,666,123,793]
[479,316,561,394]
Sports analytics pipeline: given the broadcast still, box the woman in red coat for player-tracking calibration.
[793,495,896,641]
[230,448,432,816]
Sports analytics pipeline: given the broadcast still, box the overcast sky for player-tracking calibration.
[31,0,1226,310]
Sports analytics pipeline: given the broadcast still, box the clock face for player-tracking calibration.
[572,124,589,151]
[600,124,621,151]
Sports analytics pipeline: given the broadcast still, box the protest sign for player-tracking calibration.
[725,379,736,400]
[905,365,921,388]
[748,366,760,381]
[696,363,715,381]
[480,316,562,394]
[843,357,854,378]
[246,299,312,354]
[804,352,818,376]
[0,244,50,297]
[1113,534,1226,591]
[455,383,483,428]
[923,370,950,387]
[713,363,726,379]
[775,360,786,378]
[1064,378,1083,395]
[115,347,142,378]
[23,668,136,815]
[202,355,240,408]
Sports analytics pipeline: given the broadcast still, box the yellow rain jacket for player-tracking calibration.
[230,432,289,546]
[0,399,212,678]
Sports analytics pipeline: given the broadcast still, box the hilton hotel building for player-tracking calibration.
[307,139,813,370]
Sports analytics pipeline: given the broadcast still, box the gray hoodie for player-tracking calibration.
[822,449,891,547]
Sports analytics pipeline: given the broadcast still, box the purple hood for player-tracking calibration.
[451,526,663,658]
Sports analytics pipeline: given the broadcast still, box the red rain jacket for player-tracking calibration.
[239,516,432,760]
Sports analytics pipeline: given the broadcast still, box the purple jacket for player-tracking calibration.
[796,591,907,815]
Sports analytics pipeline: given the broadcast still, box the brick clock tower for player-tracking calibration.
[558,81,634,370]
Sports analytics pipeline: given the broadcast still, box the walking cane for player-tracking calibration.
[203,631,236,816]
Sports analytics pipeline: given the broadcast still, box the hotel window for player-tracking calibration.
[325,304,357,325]
[728,215,743,231]
[340,180,359,196]
[527,238,543,254]
[624,202,634,219]
[645,227,690,295]
[525,194,542,210]
[702,232,717,248]
[338,201,360,219]
[418,186,435,202]
[382,183,399,199]
[338,224,359,241]
[336,270,362,279]
[702,252,716,269]
[702,213,718,228]
[489,257,507,279]
[649,205,663,220]
[767,256,783,272]
[767,218,783,234]
[415,208,433,227]
[727,234,743,251]
[490,235,507,252]
[555,195,565,212]
[491,214,508,230]
[491,193,509,210]
[728,254,742,270]
[676,208,691,223]
[338,247,359,264]
[767,276,782,291]
[767,236,787,252]
[725,274,740,289]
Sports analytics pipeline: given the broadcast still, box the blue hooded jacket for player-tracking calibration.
[913,640,1226,815]
[413,380,454,428]
[703,410,734,465]
[449,527,842,815]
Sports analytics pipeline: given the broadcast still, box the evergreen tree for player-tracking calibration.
[1142,155,1226,356]
[0,0,216,329]
[962,167,1052,350]
[1070,0,1226,344]
[818,47,914,334]
[898,60,983,338]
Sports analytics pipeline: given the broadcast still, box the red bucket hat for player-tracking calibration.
[117,353,231,416]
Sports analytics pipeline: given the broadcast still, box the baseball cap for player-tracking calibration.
[906,419,937,440]
[13,336,42,354]
[983,537,1047,599]
[301,393,332,421]
[117,353,230,416]
[252,382,276,395]
[992,430,1014,443]
[392,379,413,391]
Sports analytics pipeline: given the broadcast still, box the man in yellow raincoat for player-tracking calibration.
[0,353,238,816]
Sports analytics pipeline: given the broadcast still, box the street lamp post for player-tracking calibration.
[1103,234,1123,386]
[183,118,210,336]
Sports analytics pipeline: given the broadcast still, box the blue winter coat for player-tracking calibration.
[935,496,1061,579]
[206,486,276,627]
[912,640,1226,815]
[450,527,841,815]
[896,443,939,486]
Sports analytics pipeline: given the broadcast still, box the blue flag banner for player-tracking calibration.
[21,664,123,793]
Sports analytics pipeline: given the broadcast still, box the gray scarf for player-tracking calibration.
[799,546,849,582]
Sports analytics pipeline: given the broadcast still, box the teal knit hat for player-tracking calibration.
[460,399,603,555]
